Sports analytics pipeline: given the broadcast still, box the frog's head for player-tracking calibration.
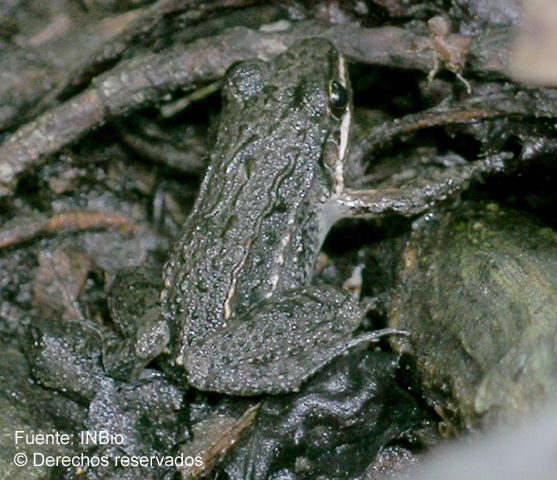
[273,38,352,196]
[220,38,352,198]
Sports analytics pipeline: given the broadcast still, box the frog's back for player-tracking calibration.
[162,38,349,361]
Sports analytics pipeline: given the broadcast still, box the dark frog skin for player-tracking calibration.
[160,38,397,395]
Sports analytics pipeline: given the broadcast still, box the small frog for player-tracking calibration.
[159,38,401,395]
[107,38,450,395]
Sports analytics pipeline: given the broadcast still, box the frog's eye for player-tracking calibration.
[329,80,348,117]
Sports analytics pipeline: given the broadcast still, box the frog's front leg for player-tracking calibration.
[335,154,507,219]
[103,268,169,381]
[184,286,395,395]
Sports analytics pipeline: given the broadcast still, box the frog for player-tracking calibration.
[107,37,471,395]
[105,36,487,395]
[157,37,403,396]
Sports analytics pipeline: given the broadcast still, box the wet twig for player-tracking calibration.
[347,89,557,162]
[0,211,138,250]
[34,0,259,112]
[178,403,260,480]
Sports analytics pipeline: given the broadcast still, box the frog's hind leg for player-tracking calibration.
[184,285,396,395]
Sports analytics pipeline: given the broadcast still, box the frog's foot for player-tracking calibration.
[183,286,398,396]
[103,307,169,381]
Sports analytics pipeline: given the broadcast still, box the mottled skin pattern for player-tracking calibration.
[161,39,365,395]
